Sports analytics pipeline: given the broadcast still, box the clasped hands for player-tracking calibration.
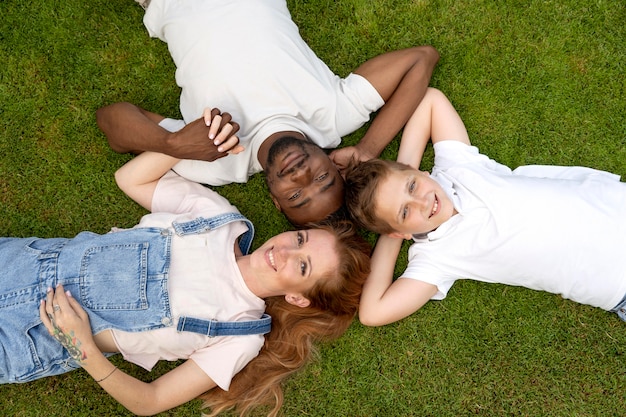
[167,108,244,162]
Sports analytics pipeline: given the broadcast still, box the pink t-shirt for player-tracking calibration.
[111,171,265,390]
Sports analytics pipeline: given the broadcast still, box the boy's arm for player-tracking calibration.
[96,103,242,161]
[397,87,471,169]
[330,46,439,171]
[359,235,438,326]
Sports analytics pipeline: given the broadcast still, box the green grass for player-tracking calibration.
[1,0,625,416]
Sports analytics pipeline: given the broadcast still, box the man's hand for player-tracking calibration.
[166,108,244,161]
[330,145,374,176]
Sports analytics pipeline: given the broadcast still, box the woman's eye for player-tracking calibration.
[300,260,307,276]
[289,190,301,201]
[297,232,304,246]
[316,173,328,181]
[409,180,416,193]
[402,206,409,220]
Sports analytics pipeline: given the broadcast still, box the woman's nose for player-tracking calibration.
[274,245,297,259]
[274,246,298,269]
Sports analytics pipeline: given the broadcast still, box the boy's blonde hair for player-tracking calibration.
[345,159,415,235]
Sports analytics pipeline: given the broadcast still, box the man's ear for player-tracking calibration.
[271,195,282,211]
[387,232,413,240]
[285,294,311,308]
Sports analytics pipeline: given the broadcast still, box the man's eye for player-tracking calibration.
[316,173,328,181]
[289,190,301,201]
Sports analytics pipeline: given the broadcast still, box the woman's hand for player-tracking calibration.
[202,107,245,155]
[39,287,218,415]
[39,284,96,364]
[167,108,244,161]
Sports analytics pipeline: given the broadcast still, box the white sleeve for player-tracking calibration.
[433,141,512,175]
[400,244,457,301]
[152,171,237,216]
[189,335,264,391]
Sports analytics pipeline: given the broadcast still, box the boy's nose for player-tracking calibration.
[414,195,429,211]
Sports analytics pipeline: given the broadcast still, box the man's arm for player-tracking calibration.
[96,102,242,161]
[330,45,439,170]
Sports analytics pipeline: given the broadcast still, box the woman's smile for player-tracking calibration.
[266,248,277,271]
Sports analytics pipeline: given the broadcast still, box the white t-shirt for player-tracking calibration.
[144,0,383,185]
[111,171,265,390]
[401,140,626,311]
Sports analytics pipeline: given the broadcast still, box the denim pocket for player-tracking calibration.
[79,243,149,311]
[12,321,79,383]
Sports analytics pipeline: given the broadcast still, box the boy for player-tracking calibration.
[345,88,626,326]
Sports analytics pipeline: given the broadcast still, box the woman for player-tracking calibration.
[0,113,370,416]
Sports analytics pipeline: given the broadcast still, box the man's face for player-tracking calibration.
[265,136,344,226]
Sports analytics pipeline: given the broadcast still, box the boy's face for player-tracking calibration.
[375,169,455,238]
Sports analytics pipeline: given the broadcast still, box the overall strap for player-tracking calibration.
[172,212,255,254]
[177,313,272,336]
[173,212,269,336]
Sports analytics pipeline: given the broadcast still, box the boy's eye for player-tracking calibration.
[289,190,302,201]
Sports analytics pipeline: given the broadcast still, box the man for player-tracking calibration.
[97,0,439,225]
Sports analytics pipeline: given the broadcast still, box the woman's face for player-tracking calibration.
[249,229,339,301]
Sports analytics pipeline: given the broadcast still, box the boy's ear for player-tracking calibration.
[285,294,311,308]
[387,232,413,240]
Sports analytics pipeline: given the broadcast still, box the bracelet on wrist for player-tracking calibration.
[95,366,118,383]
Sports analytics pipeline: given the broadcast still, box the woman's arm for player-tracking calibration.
[358,235,437,327]
[40,286,217,416]
[114,111,240,210]
[114,151,181,211]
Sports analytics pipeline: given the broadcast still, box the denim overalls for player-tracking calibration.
[0,213,270,383]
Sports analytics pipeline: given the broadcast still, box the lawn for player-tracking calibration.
[1,0,624,416]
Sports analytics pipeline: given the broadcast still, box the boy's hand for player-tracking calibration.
[166,108,244,161]
[40,285,96,364]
